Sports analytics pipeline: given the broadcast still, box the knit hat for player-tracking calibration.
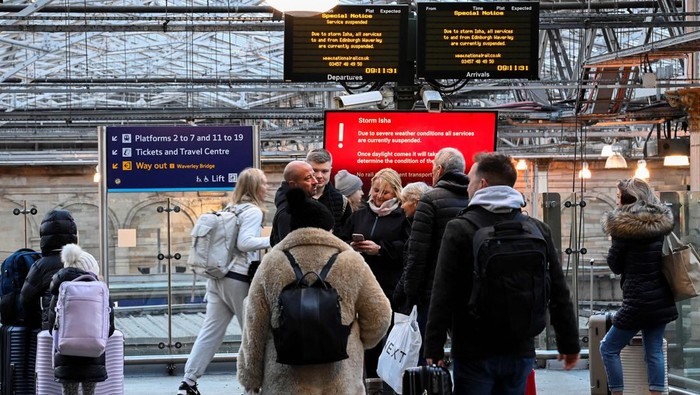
[334,170,363,197]
[287,188,335,231]
[61,244,100,275]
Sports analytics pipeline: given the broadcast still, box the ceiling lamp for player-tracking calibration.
[659,138,690,167]
[664,155,690,166]
[516,159,528,171]
[578,162,592,179]
[266,0,338,16]
[605,152,628,169]
[634,160,650,179]
[600,145,614,157]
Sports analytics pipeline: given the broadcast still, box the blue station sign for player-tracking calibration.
[105,126,256,192]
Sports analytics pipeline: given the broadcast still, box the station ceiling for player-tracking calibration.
[0,0,696,162]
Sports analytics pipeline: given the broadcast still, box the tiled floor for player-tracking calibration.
[124,362,592,395]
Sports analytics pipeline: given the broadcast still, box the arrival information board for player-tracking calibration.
[105,126,255,192]
[417,2,539,80]
[284,5,408,83]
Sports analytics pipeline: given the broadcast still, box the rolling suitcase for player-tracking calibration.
[0,325,39,395]
[402,365,452,395]
[35,330,61,394]
[525,369,536,395]
[620,336,668,395]
[35,330,125,395]
[95,329,125,395]
[589,312,613,395]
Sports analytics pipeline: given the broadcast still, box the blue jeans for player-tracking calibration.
[453,356,534,395]
[600,324,666,393]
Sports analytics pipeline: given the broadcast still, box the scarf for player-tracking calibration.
[369,198,399,217]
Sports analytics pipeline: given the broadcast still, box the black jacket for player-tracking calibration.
[602,201,677,330]
[340,205,410,299]
[270,181,292,247]
[317,182,351,237]
[48,267,115,383]
[20,209,77,329]
[402,171,469,305]
[424,205,580,362]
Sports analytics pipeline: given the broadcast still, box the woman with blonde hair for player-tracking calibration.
[340,167,411,388]
[600,177,677,395]
[178,167,271,395]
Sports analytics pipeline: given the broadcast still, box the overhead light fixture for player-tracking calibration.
[334,91,384,110]
[659,138,690,167]
[605,152,628,169]
[516,159,528,171]
[664,155,690,166]
[600,144,614,157]
[578,162,592,179]
[266,0,338,16]
[634,160,650,179]
[420,86,444,113]
[93,165,100,183]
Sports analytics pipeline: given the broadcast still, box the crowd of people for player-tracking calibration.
[5,146,675,395]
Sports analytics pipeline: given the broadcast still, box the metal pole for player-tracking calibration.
[98,127,109,284]
[167,198,173,354]
[571,192,579,315]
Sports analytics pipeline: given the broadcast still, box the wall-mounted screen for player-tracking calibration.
[324,111,497,188]
[417,2,539,80]
[284,5,409,83]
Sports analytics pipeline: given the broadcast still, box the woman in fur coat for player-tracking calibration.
[237,188,392,395]
[600,178,677,395]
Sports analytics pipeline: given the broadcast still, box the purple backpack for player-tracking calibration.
[53,273,110,358]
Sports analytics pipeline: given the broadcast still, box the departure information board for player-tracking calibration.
[417,2,539,80]
[284,5,409,83]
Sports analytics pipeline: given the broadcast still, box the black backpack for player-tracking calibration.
[273,250,351,365]
[0,248,42,325]
[462,211,550,339]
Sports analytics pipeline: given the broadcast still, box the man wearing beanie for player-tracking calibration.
[21,209,78,329]
[306,149,351,235]
[334,169,364,212]
[238,188,391,394]
[270,160,318,247]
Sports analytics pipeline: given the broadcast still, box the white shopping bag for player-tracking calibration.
[376,305,422,394]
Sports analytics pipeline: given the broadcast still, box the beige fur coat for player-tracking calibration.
[237,228,392,394]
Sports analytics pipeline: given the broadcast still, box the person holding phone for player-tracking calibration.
[340,168,411,389]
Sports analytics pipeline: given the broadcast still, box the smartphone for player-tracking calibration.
[351,233,365,242]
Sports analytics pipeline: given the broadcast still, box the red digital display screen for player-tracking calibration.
[324,111,497,188]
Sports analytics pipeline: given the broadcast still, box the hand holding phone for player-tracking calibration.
[351,233,365,242]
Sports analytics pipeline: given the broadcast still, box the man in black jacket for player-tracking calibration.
[20,209,78,329]
[270,160,318,246]
[400,148,469,351]
[425,152,580,394]
[306,148,351,236]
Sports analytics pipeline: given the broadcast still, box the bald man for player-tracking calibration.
[270,160,318,246]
